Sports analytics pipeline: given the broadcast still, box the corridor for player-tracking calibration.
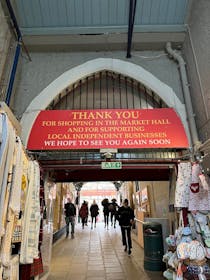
[47,222,165,280]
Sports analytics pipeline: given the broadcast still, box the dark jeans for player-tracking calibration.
[65,216,75,235]
[110,212,117,226]
[91,216,97,225]
[104,214,109,227]
[81,217,87,228]
[121,226,132,249]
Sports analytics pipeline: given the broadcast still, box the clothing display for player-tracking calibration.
[20,160,41,264]
[0,110,43,279]
[189,163,210,211]
[175,162,192,208]
[164,161,210,280]
[0,113,16,237]
[9,136,23,214]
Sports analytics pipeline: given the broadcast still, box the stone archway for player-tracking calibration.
[20,58,189,146]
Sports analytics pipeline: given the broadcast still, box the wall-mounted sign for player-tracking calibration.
[27,108,189,150]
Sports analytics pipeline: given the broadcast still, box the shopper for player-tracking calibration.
[79,201,89,229]
[102,198,110,229]
[64,197,76,239]
[117,198,135,255]
[90,199,99,229]
[109,198,119,228]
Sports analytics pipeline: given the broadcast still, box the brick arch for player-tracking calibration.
[21,58,189,146]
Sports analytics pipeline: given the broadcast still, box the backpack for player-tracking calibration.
[108,203,116,212]
[79,205,87,218]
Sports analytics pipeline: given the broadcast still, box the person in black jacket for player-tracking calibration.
[109,198,119,228]
[64,197,76,238]
[102,198,110,229]
[90,199,99,229]
[117,198,135,255]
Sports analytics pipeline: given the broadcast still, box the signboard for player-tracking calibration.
[101,162,122,169]
[27,108,189,150]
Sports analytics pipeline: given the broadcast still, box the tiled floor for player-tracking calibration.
[47,222,165,280]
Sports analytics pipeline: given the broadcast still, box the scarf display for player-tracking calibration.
[0,109,44,279]
[1,209,15,266]
[9,255,19,280]
[0,115,16,237]
[9,136,23,214]
[20,160,41,264]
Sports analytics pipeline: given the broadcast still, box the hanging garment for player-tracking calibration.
[2,253,19,280]
[175,162,192,208]
[9,136,23,214]
[0,209,15,266]
[0,115,16,237]
[20,160,41,264]
[9,255,19,280]
[189,163,210,211]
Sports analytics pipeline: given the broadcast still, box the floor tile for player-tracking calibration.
[47,222,165,280]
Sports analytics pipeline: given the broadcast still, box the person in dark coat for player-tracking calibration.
[108,198,119,228]
[79,201,89,229]
[102,198,110,229]
[64,197,76,238]
[117,198,135,255]
[90,199,99,229]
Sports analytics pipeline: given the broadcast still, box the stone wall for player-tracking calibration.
[183,0,210,143]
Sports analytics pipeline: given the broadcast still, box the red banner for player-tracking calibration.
[27,108,189,150]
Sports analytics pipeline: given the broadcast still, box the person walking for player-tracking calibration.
[90,199,99,229]
[64,197,76,239]
[79,201,89,229]
[102,198,110,229]
[108,198,118,228]
[117,198,135,255]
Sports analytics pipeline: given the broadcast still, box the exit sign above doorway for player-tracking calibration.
[101,162,122,169]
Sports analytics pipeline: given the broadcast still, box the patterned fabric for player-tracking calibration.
[175,162,191,208]
[189,163,210,211]
[20,160,41,264]
[20,253,43,280]
[187,263,210,275]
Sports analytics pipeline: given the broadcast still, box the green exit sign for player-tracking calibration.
[101,162,122,169]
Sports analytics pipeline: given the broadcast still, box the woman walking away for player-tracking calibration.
[79,201,88,229]
[109,198,119,228]
[117,199,135,255]
[101,198,110,229]
[90,200,99,229]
